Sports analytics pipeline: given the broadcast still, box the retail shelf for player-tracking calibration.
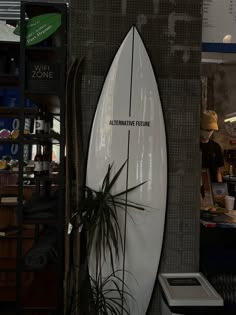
[0,138,19,144]
[23,174,60,184]
[0,74,19,79]
[21,268,57,310]
[0,258,16,271]
[0,170,17,174]
[0,76,19,86]
[0,292,16,303]
[24,132,61,143]
[0,228,36,240]
[0,107,37,117]
[23,217,57,225]
[0,2,68,312]
[0,133,61,144]
[24,94,61,114]
[0,203,18,208]
[24,89,59,96]
[0,41,19,45]
[25,46,63,52]
[23,260,58,272]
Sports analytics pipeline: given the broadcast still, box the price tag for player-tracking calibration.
[79,224,83,233]
[67,222,73,235]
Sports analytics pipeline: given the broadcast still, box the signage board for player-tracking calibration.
[27,62,60,91]
[14,13,61,46]
[202,0,236,52]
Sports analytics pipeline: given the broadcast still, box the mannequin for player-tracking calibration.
[200,110,224,183]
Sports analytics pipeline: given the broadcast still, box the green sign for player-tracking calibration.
[14,13,62,46]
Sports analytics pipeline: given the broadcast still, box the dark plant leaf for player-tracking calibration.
[110,199,145,211]
[102,163,113,192]
[71,160,148,277]
[106,160,127,193]
[89,269,134,315]
[113,180,148,198]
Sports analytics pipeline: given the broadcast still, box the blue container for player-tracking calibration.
[2,88,20,107]
[0,117,19,130]
[0,89,35,160]
[0,116,32,161]
[0,143,19,160]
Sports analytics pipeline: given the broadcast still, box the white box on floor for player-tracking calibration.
[158,273,223,307]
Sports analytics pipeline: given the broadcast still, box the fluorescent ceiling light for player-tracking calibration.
[224,112,236,123]
[201,58,224,64]
[223,34,232,43]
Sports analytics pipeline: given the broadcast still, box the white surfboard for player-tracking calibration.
[86,26,167,314]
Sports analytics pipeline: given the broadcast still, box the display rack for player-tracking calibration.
[0,17,21,311]
[0,1,67,314]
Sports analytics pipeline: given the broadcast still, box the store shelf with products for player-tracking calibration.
[0,107,37,117]
[0,2,67,313]
[0,129,61,145]
[0,173,60,185]
[23,95,61,114]
[0,135,61,145]
[0,139,20,144]
[21,177,60,187]
[24,132,61,143]
[13,1,67,314]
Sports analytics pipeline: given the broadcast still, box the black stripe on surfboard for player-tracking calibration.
[121,129,130,313]
[121,26,135,313]
[129,27,135,117]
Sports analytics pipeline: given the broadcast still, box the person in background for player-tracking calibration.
[200,110,224,183]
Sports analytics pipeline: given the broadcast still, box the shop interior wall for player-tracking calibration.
[201,62,236,174]
[69,0,202,313]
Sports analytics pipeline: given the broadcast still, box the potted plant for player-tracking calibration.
[70,160,147,315]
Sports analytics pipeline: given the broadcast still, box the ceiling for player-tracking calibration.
[0,1,20,21]
[0,0,68,21]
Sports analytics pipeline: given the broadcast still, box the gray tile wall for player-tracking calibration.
[69,0,202,313]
